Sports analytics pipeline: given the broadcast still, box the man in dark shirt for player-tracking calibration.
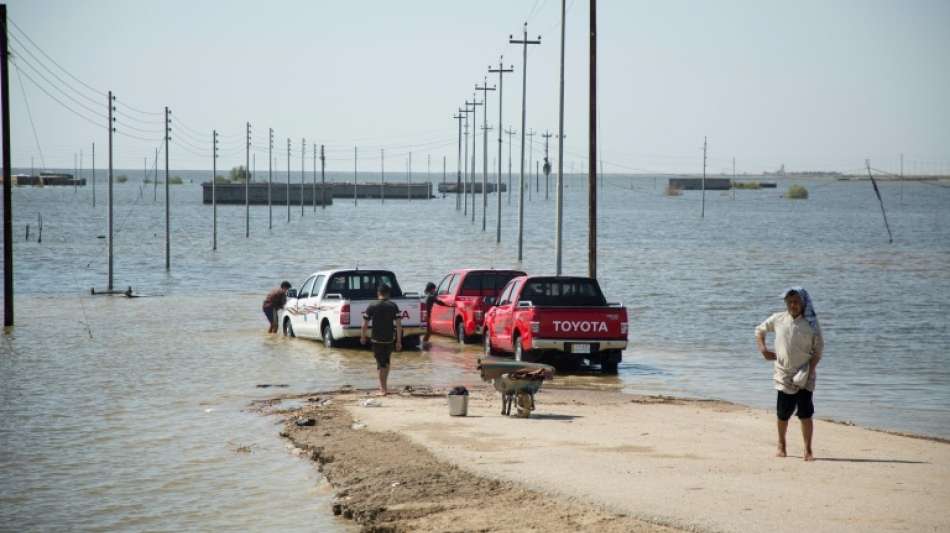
[360,284,402,395]
[262,281,292,334]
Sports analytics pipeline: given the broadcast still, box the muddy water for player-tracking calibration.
[2,174,949,530]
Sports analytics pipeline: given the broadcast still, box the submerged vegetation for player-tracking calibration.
[116,175,128,183]
[785,184,809,199]
[732,181,761,190]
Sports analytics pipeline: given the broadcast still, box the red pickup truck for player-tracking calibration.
[483,275,627,374]
[428,269,526,343]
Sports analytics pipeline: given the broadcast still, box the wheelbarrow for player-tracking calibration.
[477,358,555,418]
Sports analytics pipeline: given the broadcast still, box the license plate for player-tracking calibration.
[571,344,591,354]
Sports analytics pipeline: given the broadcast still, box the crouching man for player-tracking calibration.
[755,287,824,461]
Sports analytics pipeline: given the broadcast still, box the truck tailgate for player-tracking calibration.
[533,307,626,339]
[351,298,423,327]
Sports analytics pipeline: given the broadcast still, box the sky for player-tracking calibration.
[4,0,950,175]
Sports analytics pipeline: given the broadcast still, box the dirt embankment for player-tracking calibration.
[266,388,679,533]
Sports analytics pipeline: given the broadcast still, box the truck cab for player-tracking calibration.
[483,275,628,374]
[428,269,526,344]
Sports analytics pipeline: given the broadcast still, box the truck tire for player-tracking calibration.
[456,319,468,345]
[402,335,420,350]
[484,332,495,357]
[513,334,533,362]
[601,350,620,375]
[322,323,338,348]
[283,318,295,338]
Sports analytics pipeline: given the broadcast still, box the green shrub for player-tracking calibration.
[785,184,809,199]
[229,166,248,183]
[116,175,128,183]
[169,175,183,185]
[732,181,761,190]
[213,175,229,183]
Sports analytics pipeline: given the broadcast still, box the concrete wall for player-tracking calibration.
[668,178,732,190]
[437,182,507,193]
[201,182,334,205]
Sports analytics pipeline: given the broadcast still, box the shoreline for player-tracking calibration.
[258,385,950,532]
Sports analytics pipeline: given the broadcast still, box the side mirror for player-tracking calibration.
[517,300,533,308]
[286,289,297,298]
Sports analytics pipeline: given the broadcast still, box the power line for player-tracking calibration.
[13,64,46,171]
[11,53,105,120]
[12,63,104,129]
[8,18,105,96]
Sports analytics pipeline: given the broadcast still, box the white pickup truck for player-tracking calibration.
[278,269,426,348]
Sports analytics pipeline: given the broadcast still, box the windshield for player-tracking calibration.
[520,277,607,307]
[324,271,403,300]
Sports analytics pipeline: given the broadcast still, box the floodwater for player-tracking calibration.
[1,172,949,531]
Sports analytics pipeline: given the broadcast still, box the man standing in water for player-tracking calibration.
[262,281,292,334]
[755,288,824,461]
[361,284,402,395]
[422,281,437,346]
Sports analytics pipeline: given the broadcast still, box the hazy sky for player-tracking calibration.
[5,0,949,174]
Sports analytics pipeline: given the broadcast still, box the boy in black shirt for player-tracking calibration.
[360,284,402,395]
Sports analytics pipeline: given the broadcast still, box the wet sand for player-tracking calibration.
[266,386,950,532]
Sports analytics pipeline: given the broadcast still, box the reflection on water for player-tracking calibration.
[1,175,949,530]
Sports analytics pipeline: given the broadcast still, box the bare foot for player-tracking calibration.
[377,390,388,397]
[775,446,787,458]
[804,451,815,462]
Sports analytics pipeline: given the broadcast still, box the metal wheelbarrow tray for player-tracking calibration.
[477,358,555,418]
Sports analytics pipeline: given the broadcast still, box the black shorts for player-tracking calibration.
[372,342,394,369]
[776,389,814,421]
[263,307,275,324]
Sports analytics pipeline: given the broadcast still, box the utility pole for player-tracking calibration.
[732,156,736,200]
[453,111,464,210]
[468,96,482,224]
[212,129,218,250]
[489,59,513,243]
[701,136,707,219]
[286,138,291,222]
[476,78,495,232]
[525,129,536,201]
[408,151,412,201]
[2,3,13,325]
[300,138,305,216]
[313,143,317,212]
[588,0,598,279]
[107,92,115,291]
[268,128,273,228]
[542,131,552,200]
[153,147,157,202]
[512,24,541,259]
[353,146,358,206]
[555,0,567,275]
[245,122,251,237]
[320,145,325,208]
[91,142,95,207]
[164,106,171,271]
[504,127,516,206]
[380,148,385,204]
[442,155,446,192]
[462,102,477,216]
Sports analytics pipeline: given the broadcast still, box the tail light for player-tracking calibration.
[620,322,628,335]
[421,302,427,323]
[341,303,350,326]
[530,321,540,333]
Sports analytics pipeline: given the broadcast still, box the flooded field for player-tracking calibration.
[2,174,949,530]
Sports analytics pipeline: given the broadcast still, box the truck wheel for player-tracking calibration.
[602,360,619,375]
[283,319,295,338]
[322,323,337,348]
[484,333,494,357]
[513,335,532,362]
[456,320,468,345]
